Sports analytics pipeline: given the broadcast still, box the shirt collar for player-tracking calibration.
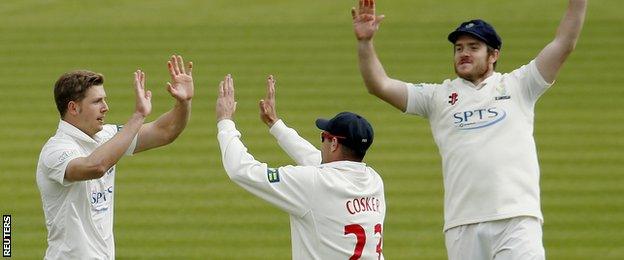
[455,71,501,90]
[320,160,367,171]
[57,120,100,144]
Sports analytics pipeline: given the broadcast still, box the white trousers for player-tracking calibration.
[444,216,545,260]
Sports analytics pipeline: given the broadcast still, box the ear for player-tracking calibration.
[67,101,80,116]
[489,49,500,63]
[330,138,340,153]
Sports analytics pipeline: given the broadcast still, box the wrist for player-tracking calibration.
[131,112,148,120]
[217,115,232,122]
[267,118,279,128]
[176,99,192,108]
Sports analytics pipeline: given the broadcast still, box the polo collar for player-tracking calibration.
[320,160,367,171]
[57,120,100,144]
[455,71,501,90]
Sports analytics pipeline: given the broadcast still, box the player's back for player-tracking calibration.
[288,160,385,260]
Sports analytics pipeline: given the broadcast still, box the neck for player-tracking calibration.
[463,69,494,87]
[62,117,96,138]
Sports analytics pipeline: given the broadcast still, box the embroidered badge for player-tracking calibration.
[448,92,459,105]
[267,168,280,183]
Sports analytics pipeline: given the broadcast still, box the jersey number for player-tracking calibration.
[344,223,383,260]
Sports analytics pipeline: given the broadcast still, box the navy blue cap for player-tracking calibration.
[448,19,502,50]
[315,112,374,155]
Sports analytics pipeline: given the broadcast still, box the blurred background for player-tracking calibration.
[0,0,622,259]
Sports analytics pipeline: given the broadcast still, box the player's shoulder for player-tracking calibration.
[97,124,121,139]
[42,134,80,152]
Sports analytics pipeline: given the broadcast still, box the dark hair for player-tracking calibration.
[337,140,366,162]
[54,70,104,117]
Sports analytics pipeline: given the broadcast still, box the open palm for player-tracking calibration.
[167,55,194,102]
[352,0,385,41]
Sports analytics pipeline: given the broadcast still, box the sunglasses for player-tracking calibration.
[321,131,346,142]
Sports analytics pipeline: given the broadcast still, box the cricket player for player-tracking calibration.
[216,75,385,259]
[36,55,194,259]
[351,0,587,259]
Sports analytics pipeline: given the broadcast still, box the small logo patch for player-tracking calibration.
[448,92,459,105]
[116,125,124,132]
[267,168,280,183]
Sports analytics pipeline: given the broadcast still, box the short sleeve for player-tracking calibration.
[509,60,554,103]
[40,141,81,186]
[405,82,437,118]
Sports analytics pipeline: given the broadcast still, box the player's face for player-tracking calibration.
[75,85,109,137]
[453,35,497,83]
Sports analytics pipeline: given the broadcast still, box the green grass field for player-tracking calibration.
[1,0,623,259]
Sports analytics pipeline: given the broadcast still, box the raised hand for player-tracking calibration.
[259,75,278,127]
[216,74,237,121]
[166,55,194,102]
[352,0,385,41]
[133,70,152,118]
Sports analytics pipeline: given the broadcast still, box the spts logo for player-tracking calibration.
[91,186,114,212]
[453,107,506,130]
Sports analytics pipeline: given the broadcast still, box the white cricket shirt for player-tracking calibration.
[405,60,552,231]
[217,119,386,259]
[36,120,136,259]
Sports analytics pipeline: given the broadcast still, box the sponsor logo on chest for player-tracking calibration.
[452,107,507,130]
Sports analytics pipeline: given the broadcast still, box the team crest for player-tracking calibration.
[267,168,280,183]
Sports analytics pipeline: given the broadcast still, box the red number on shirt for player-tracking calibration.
[344,223,383,260]
[374,224,383,259]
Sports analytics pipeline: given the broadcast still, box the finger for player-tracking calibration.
[371,0,376,10]
[359,0,364,11]
[133,71,140,94]
[259,100,266,114]
[228,74,235,97]
[140,71,146,90]
[187,61,193,76]
[268,75,275,100]
[171,55,180,75]
[177,55,186,74]
[224,75,229,96]
[374,15,385,27]
[145,90,152,100]
[351,7,357,20]
[167,61,176,78]
[219,81,225,97]
[166,82,174,94]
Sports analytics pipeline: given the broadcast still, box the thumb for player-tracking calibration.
[166,82,174,94]
[374,15,385,27]
[146,90,152,100]
[259,100,266,113]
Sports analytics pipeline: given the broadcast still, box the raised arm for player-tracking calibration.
[65,70,151,181]
[134,55,194,153]
[353,0,408,111]
[217,74,311,216]
[536,0,587,83]
[259,75,321,166]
